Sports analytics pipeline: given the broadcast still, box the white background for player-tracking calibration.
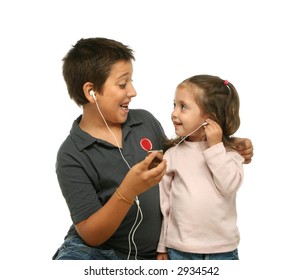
[1,0,301,279]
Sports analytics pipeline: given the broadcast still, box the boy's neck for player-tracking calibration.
[79,111,123,147]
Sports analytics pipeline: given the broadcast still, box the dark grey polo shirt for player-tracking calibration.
[56,109,166,259]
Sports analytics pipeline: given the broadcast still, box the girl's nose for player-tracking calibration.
[171,107,178,118]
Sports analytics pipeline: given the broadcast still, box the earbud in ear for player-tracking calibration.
[89,90,96,100]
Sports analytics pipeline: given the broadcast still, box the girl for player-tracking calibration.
[157,75,244,260]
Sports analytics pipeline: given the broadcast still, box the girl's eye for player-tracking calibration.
[181,104,188,110]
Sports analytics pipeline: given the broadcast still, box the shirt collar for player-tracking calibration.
[70,110,144,151]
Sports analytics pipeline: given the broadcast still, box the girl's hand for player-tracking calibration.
[204,118,223,147]
[156,252,169,260]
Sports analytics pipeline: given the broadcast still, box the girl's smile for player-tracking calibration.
[171,86,206,141]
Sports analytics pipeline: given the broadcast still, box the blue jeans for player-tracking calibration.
[52,235,122,260]
[167,248,239,260]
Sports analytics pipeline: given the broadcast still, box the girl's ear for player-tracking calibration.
[83,82,96,103]
[201,112,210,121]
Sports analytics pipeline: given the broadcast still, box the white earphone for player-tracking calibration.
[90,90,96,101]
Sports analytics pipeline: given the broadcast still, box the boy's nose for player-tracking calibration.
[128,84,137,97]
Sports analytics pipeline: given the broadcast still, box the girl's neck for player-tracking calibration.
[187,134,206,142]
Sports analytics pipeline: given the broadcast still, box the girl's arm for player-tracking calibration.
[203,119,244,196]
[204,118,253,164]
[203,143,244,196]
[156,166,173,254]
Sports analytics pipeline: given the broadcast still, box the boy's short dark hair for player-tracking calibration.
[62,37,135,106]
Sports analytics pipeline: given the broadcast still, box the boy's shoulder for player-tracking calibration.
[128,109,158,123]
[129,108,155,118]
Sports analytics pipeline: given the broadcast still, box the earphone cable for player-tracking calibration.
[95,100,142,259]
[131,203,144,260]
[95,101,131,169]
[172,122,206,152]
[127,203,141,260]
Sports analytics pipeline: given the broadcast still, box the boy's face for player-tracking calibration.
[172,87,206,141]
[97,60,136,125]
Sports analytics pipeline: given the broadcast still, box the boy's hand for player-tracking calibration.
[232,137,254,164]
[120,151,167,199]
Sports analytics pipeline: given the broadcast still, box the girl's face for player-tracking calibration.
[97,60,136,125]
[172,86,206,141]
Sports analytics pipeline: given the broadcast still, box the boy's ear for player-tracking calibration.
[83,82,95,103]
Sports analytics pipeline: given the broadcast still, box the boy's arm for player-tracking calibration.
[75,152,166,247]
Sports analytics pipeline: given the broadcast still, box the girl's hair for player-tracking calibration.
[62,37,135,106]
[168,74,240,149]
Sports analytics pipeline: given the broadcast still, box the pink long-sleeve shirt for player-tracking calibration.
[157,141,244,254]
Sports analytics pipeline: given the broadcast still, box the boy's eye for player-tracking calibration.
[119,78,133,89]
[119,83,127,89]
